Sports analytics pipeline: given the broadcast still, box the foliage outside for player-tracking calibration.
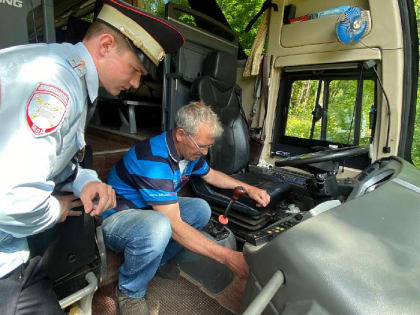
[286,80,374,146]
[141,0,266,55]
[217,0,420,166]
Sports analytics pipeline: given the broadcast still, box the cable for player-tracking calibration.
[364,60,391,153]
[359,40,378,52]
[30,0,38,43]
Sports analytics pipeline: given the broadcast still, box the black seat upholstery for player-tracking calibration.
[190,51,290,217]
[27,151,106,301]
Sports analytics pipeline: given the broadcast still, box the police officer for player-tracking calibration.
[0,0,184,314]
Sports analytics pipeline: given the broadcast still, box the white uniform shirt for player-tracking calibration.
[0,42,100,277]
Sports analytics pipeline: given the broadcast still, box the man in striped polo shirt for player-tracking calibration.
[103,102,270,314]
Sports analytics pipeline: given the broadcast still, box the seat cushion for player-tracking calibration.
[190,172,290,217]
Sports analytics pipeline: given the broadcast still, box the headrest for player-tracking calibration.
[98,0,184,67]
[202,51,237,86]
[66,16,91,44]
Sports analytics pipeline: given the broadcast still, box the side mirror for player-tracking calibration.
[312,104,324,122]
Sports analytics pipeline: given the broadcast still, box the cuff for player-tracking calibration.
[72,168,101,197]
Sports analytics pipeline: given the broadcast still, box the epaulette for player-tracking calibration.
[67,55,87,78]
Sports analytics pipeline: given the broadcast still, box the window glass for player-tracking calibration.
[360,80,375,145]
[170,10,197,27]
[327,80,358,144]
[140,0,254,52]
[285,78,375,146]
[216,0,266,55]
[140,0,189,18]
[286,80,320,139]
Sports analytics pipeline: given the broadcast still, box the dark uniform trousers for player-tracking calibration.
[0,256,63,315]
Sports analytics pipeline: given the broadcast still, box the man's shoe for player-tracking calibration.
[156,262,180,280]
[115,286,149,315]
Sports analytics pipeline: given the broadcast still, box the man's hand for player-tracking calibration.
[225,250,249,280]
[80,181,116,216]
[56,194,83,223]
[202,169,270,207]
[246,186,270,207]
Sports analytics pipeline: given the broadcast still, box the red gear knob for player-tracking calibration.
[218,186,246,225]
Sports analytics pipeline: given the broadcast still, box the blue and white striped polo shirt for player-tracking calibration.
[103,130,209,218]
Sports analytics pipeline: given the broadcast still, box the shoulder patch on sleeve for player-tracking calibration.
[26,83,69,137]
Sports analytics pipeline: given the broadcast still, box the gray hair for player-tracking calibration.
[175,102,223,138]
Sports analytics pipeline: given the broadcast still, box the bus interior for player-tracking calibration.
[0,0,419,314]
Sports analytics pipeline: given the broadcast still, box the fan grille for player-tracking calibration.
[336,7,371,44]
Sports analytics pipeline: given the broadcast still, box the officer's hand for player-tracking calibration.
[80,181,116,216]
[56,194,83,223]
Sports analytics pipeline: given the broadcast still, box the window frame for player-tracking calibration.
[272,64,377,169]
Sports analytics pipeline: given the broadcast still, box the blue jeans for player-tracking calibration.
[102,197,211,298]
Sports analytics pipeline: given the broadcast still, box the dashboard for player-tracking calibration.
[243,156,420,315]
[244,157,402,247]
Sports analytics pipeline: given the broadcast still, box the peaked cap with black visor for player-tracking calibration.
[97,0,184,74]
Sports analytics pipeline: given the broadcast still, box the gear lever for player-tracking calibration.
[218,186,246,225]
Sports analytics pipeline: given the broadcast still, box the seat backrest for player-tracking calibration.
[162,2,238,130]
[64,16,91,43]
[192,51,249,174]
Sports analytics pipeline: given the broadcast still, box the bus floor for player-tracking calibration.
[92,274,241,315]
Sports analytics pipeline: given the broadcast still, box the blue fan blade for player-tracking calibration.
[337,23,352,43]
[336,7,367,43]
[345,7,362,23]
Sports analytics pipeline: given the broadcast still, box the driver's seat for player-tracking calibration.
[189,51,291,219]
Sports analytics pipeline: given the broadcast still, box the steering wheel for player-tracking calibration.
[274,145,369,167]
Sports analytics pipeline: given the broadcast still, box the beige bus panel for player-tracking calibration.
[270,0,403,54]
[255,0,405,164]
[291,0,369,16]
[371,49,404,160]
[237,63,262,127]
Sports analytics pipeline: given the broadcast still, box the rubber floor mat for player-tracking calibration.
[92,275,234,315]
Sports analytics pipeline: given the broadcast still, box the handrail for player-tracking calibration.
[59,272,98,310]
[165,2,236,43]
[242,270,285,315]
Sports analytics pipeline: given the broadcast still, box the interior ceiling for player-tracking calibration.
[54,0,97,28]
[51,0,246,59]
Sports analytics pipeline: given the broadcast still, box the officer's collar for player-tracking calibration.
[165,129,181,162]
[75,42,99,103]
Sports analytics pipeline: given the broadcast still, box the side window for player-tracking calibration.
[142,0,267,56]
[140,0,190,17]
[216,0,266,55]
[285,78,375,146]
